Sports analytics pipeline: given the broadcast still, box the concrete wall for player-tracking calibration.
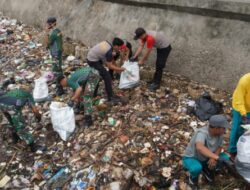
[1,0,250,91]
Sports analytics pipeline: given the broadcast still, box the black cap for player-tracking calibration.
[47,17,57,24]
[134,27,146,40]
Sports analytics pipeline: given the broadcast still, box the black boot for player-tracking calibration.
[148,83,160,91]
[187,175,199,190]
[29,143,46,152]
[84,115,93,128]
[12,132,20,144]
[74,104,82,114]
[147,79,155,85]
[108,96,123,105]
[56,85,64,96]
[202,165,215,183]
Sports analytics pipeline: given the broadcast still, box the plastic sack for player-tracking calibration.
[236,131,250,182]
[119,61,140,89]
[42,71,55,82]
[33,78,49,102]
[236,131,250,164]
[192,92,223,121]
[50,102,75,141]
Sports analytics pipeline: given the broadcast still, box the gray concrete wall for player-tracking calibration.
[1,0,250,91]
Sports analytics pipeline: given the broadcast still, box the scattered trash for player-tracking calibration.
[0,13,240,189]
[148,116,162,122]
[0,175,11,188]
[66,55,76,62]
[161,167,172,179]
[108,117,116,126]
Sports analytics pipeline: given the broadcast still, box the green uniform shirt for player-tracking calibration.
[48,28,63,57]
[6,89,35,106]
[67,67,98,91]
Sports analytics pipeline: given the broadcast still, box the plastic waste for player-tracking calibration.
[108,117,116,126]
[50,102,76,141]
[119,61,140,89]
[148,116,161,122]
[192,92,223,121]
[33,78,49,102]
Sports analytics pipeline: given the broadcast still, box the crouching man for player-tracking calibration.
[59,66,100,127]
[182,115,230,189]
[0,88,42,152]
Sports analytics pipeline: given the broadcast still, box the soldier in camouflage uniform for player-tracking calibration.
[59,66,100,127]
[0,88,42,152]
[44,17,64,96]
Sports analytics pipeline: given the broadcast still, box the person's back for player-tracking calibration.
[232,73,250,115]
[49,28,63,58]
[0,88,34,108]
[0,87,41,151]
[147,30,170,49]
[67,67,99,91]
[87,41,112,62]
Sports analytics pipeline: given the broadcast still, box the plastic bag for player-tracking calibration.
[42,71,55,82]
[236,131,250,182]
[236,132,250,164]
[50,102,75,141]
[33,78,49,102]
[119,61,140,89]
[192,92,223,121]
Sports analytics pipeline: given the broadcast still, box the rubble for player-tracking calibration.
[0,13,246,189]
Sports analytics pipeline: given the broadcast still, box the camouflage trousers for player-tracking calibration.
[0,103,34,145]
[80,71,100,115]
[52,56,63,86]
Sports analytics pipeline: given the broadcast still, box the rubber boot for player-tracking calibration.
[56,85,64,96]
[29,143,46,152]
[12,132,20,144]
[148,83,160,91]
[84,115,93,128]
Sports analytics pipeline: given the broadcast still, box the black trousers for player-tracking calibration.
[87,60,113,100]
[153,45,172,84]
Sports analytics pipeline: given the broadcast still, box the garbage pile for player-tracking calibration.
[0,13,244,189]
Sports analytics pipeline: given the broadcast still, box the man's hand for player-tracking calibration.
[208,158,217,169]
[138,60,145,65]
[241,116,250,125]
[115,67,125,73]
[129,56,137,62]
[218,156,229,163]
[120,67,125,72]
[229,153,236,161]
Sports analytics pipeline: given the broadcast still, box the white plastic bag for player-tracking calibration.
[236,131,250,182]
[50,102,75,141]
[33,78,49,102]
[237,131,250,164]
[119,61,140,89]
[42,71,55,82]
